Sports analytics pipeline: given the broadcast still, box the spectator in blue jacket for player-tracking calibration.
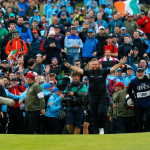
[45,87,63,134]
[54,4,61,14]
[47,3,55,20]
[16,17,33,44]
[29,10,41,25]
[88,1,99,14]
[82,29,98,66]
[66,1,74,14]
[43,0,52,16]
[123,66,135,86]
[99,0,106,8]
[65,25,83,65]
[104,3,113,16]
[107,14,124,33]
[120,27,130,37]
[96,13,107,28]
[86,0,95,8]
[115,68,124,82]
[18,0,29,18]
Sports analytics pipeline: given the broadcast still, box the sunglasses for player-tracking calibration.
[14,33,20,35]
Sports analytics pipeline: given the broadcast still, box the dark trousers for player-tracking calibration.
[45,116,61,134]
[110,116,136,134]
[38,115,46,134]
[146,33,150,41]
[25,110,40,134]
[7,107,24,134]
[135,106,150,132]
[89,95,107,134]
[0,112,7,134]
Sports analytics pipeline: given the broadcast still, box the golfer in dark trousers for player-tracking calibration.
[65,57,127,134]
[20,72,45,134]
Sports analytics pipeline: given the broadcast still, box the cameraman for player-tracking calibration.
[64,71,88,134]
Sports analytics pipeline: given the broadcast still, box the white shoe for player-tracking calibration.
[99,128,104,134]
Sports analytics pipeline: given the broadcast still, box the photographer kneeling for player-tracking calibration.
[64,71,88,134]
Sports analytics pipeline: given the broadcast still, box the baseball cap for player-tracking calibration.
[32,29,38,34]
[61,12,66,16]
[80,7,85,11]
[107,3,111,7]
[113,34,118,38]
[51,3,54,6]
[54,25,60,28]
[52,12,56,15]
[24,21,29,24]
[36,54,42,57]
[51,57,58,62]
[25,72,35,79]
[14,30,20,34]
[56,4,60,7]
[43,83,53,89]
[9,13,15,18]
[94,1,97,4]
[127,66,134,70]
[116,68,123,72]
[88,29,94,33]
[128,14,133,17]
[34,10,39,13]
[71,25,76,29]
[67,1,70,3]
[50,73,55,76]
[2,60,8,63]
[140,12,145,15]
[11,77,18,81]
[114,82,124,88]
[99,26,105,30]
[47,0,51,2]
[53,87,59,92]
[106,33,113,39]
[133,47,138,51]
[121,27,126,30]
[136,67,144,72]
[49,81,54,85]
[108,16,112,19]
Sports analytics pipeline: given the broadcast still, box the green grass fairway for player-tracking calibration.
[1,133,150,150]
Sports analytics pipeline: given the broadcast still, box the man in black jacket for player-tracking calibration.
[43,27,61,64]
[132,31,148,59]
[95,26,107,58]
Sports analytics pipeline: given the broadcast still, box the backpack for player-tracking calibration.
[106,78,117,97]
[10,39,24,52]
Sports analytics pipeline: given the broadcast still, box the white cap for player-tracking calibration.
[99,26,105,30]
[49,27,55,36]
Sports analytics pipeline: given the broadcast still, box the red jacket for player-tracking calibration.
[140,16,150,33]
[137,18,145,31]
[8,85,25,108]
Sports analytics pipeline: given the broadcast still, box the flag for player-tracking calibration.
[114,0,140,17]
[7,49,17,66]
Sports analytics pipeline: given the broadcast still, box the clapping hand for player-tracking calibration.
[45,65,50,74]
